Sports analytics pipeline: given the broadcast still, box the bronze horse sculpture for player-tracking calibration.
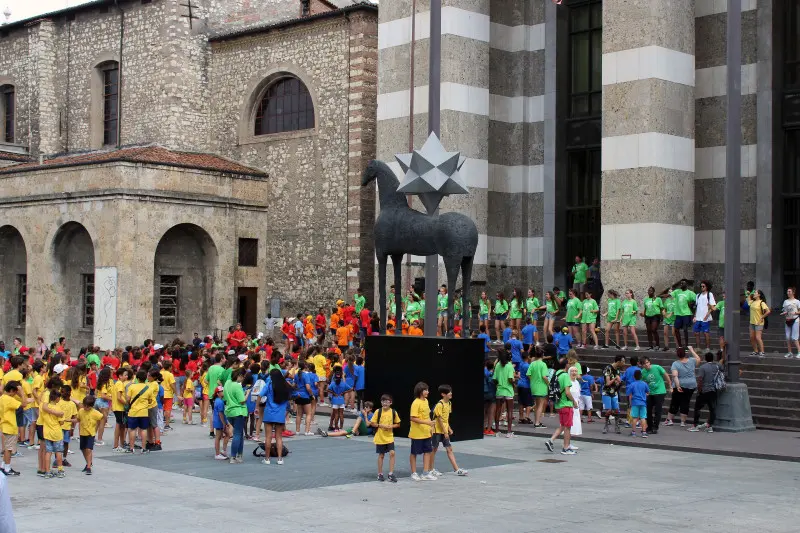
[362,160,478,333]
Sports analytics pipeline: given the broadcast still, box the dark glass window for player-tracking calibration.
[159,275,179,330]
[782,1,800,290]
[17,274,26,326]
[82,274,95,328]
[785,0,800,90]
[101,63,119,146]
[238,238,258,267]
[1,85,13,143]
[254,77,315,136]
[564,0,602,267]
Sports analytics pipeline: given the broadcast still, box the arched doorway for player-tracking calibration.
[52,222,96,349]
[153,224,218,342]
[0,226,27,343]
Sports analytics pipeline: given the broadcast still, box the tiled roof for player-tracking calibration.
[0,151,31,163]
[0,146,268,178]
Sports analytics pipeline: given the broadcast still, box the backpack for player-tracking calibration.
[548,370,565,402]
[374,407,397,429]
[713,366,727,391]
[253,441,289,457]
[251,378,266,397]
[483,371,496,400]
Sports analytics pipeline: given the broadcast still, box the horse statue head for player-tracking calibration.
[362,160,409,209]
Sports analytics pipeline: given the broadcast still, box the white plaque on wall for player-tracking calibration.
[93,267,118,350]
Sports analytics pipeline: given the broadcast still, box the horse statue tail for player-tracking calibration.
[362,160,408,209]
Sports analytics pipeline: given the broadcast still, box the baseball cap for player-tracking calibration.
[215,386,224,393]
[336,299,344,305]
[237,354,247,362]
[53,363,68,375]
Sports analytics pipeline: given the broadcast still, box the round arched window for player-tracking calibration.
[254,76,315,135]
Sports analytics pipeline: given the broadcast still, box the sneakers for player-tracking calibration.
[544,438,554,452]
[1,469,19,476]
[560,448,577,455]
[706,426,714,433]
[411,472,421,482]
[568,445,579,451]
[630,431,637,437]
[663,419,674,426]
[111,447,123,453]
[786,353,794,359]
[62,460,72,468]
[758,352,766,358]
[602,421,609,434]
[505,432,515,438]
[261,458,271,465]
[377,473,385,482]
[85,468,92,476]
[455,468,468,476]
[430,469,443,477]
[388,473,397,483]
[56,470,66,478]
[422,472,437,481]
[277,459,283,465]
[43,472,55,479]
[641,432,648,438]
[95,440,105,446]
[593,345,600,350]
[214,454,226,460]
[10,452,22,458]
[533,423,546,429]
[680,422,686,427]
[483,428,495,436]
[229,457,237,464]
[621,346,627,351]
[304,432,314,436]
[316,428,328,437]
[634,346,641,351]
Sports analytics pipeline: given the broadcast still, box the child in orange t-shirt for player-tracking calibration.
[408,321,423,336]
[329,308,340,335]
[336,321,350,349]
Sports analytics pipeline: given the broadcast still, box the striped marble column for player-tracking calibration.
[376,0,491,290]
[600,0,696,300]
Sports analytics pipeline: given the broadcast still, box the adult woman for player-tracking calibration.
[781,287,800,359]
[406,295,422,328]
[261,368,290,465]
[602,289,622,349]
[664,346,701,427]
[526,289,540,343]
[621,290,640,351]
[641,286,664,350]
[94,367,113,446]
[494,292,509,339]
[492,350,517,437]
[579,291,599,349]
[223,368,248,464]
[509,288,524,332]
[479,291,491,332]
[564,289,583,347]
[542,291,558,338]
[749,290,770,358]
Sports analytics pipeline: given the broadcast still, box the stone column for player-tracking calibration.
[376,0,491,296]
[27,19,61,156]
[601,0,696,304]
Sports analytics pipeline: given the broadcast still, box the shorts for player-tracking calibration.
[674,315,692,329]
[114,411,126,426]
[375,443,395,454]
[621,318,636,327]
[566,322,579,327]
[79,435,95,450]
[785,320,799,341]
[23,408,38,427]
[316,327,325,336]
[432,433,451,449]
[645,315,662,326]
[2,433,17,452]
[318,376,327,383]
[578,395,593,411]
[602,394,620,411]
[496,313,508,321]
[202,394,209,401]
[45,439,64,453]
[94,398,109,410]
[630,405,647,419]
[36,425,43,440]
[545,312,554,320]
[329,328,337,336]
[163,398,174,412]
[183,398,195,410]
[523,344,531,352]
[532,312,539,321]
[750,324,763,331]
[558,407,574,428]
[692,321,711,333]
[331,404,344,410]
[148,407,158,428]
[438,311,448,318]
[410,437,433,455]
[664,321,675,327]
[295,397,311,406]
[518,387,533,407]
[127,416,150,430]
[479,313,489,321]
[496,395,514,401]
[62,429,71,443]
[14,409,22,428]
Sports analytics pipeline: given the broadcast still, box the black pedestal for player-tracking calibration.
[364,335,485,441]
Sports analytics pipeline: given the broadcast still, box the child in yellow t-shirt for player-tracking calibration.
[431,384,468,477]
[368,395,400,483]
[58,385,78,468]
[41,389,66,478]
[0,381,24,476]
[77,396,103,475]
[408,382,435,481]
[183,374,197,425]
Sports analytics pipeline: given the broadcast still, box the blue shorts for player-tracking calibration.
[62,429,71,443]
[79,435,95,450]
[45,439,64,453]
[94,398,109,410]
[23,408,38,426]
[692,321,710,333]
[127,416,150,430]
[375,443,395,454]
[496,313,508,321]
[15,408,23,428]
[479,313,489,320]
[566,322,579,327]
[674,315,692,329]
[410,437,433,455]
[532,312,539,321]
[602,395,620,411]
[630,405,647,419]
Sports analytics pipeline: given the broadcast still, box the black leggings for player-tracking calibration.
[646,393,666,430]
[356,389,364,410]
[645,316,661,348]
[693,391,717,426]
[668,387,695,416]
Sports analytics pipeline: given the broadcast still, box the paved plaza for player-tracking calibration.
[6,421,800,533]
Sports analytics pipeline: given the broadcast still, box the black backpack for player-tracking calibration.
[253,441,289,458]
[373,407,398,428]
[548,370,565,401]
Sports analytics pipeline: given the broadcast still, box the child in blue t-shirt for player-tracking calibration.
[212,386,229,459]
[507,331,524,366]
[627,370,650,437]
[554,328,574,355]
[502,322,513,344]
[521,319,536,350]
[477,325,491,354]
[327,367,351,432]
[579,373,597,422]
[243,374,257,439]
[517,353,533,424]
[354,356,366,410]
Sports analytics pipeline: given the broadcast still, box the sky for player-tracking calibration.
[2,0,95,23]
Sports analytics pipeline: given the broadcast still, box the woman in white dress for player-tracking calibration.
[569,366,583,440]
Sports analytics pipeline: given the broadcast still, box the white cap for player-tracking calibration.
[53,364,68,375]
[154,344,163,350]
[237,354,248,362]
[227,349,236,356]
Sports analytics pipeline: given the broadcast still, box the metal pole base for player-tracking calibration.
[714,382,756,432]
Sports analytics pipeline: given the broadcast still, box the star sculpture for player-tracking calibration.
[395,132,468,214]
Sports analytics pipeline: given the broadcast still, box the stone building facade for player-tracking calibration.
[0,0,378,347]
[377,0,798,308]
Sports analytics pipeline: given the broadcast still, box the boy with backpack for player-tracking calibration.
[430,384,468,477]
[483,360,496,436]
[688,352,725,433]
[368,394,400,483]
[544,358,577,455]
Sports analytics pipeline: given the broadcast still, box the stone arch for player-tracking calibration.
[153,223,219,342]
[51,221,96,349]
[237,64,320,143]
[0,225,27,343]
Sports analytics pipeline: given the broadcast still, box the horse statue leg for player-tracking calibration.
[461,255,474,336]
[391,253,404,334]
[444,256,460,335]
[377,252,388,334]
